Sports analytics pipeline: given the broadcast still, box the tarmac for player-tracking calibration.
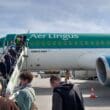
[32,76,110,110]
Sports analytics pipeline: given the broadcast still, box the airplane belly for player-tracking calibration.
[26,49,110,70]
[27,49,86,70]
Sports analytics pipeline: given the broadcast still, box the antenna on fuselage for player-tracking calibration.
[27,30,30,34]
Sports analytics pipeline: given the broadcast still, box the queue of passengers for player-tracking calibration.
[0,43,17,80]
[0,35,26,79]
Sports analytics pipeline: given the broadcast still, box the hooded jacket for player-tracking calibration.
[53,83,84,110]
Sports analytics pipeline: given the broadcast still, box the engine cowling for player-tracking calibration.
[96,56,110,86]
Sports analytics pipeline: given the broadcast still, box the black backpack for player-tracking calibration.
[53,83,84,110]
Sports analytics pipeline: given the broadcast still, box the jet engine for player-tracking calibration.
[96,56,110,86]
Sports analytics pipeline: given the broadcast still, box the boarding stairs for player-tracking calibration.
[4,47,28,95]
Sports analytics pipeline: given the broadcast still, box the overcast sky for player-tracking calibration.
[0,0,110,36]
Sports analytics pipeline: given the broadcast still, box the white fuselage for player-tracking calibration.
[25,48,110,71]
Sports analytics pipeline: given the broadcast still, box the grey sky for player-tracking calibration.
[0,0,110,36]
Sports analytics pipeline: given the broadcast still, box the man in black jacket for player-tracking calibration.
[50,75,85,110]
[4,54,11,74]
[0,60,7,79]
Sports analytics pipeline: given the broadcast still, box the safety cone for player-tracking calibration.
[90,88,96,99]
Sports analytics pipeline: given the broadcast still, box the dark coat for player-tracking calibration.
[0,62,7,78]
[52,83,84,110]
[4,54,11,74]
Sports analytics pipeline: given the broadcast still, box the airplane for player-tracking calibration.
[0,33,110,87]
